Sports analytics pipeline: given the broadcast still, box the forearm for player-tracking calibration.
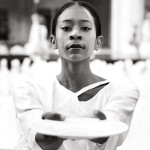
[35,133,64,150]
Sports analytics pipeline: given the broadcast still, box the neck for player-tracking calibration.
[57,58,98,92]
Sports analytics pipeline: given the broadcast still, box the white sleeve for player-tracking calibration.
[13,81,44,150]
[103,81,140,147]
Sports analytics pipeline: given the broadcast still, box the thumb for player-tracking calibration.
[94,110,106,120]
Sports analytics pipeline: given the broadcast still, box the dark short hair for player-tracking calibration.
[51,1,101,37]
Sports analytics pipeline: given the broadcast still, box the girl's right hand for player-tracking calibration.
[42,112,65,121]
[35,112,65,150]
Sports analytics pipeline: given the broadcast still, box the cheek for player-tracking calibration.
[88,30,96,41]
[56,32,67,44]
[56,35,64,47]
[56,29,64,40]
[88,36,96,48]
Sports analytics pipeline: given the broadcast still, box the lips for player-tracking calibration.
[67,44,85,50]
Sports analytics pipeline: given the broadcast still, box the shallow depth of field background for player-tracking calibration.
[0,0,150,149]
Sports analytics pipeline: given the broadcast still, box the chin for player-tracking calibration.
[67,55,90,62]
[67,54,84,61]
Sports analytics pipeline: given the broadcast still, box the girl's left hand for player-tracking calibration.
[90,110,109,144]
[93,110,106,120]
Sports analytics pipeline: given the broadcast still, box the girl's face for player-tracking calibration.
[54,5,98,62]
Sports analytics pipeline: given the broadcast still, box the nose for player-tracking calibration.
[69,28,82,40]
[69,35,82,40]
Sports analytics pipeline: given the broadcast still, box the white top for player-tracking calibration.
[13,73,139,150]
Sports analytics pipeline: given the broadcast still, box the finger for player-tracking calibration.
[42,112,61,120]
[43,135,58,140]
[42,112,65,121]
[43,135,66,141]
[90,137,109,144]
[42,112,54,119]
[94,110,106,120]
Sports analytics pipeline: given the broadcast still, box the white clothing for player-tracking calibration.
[13,74,139,150]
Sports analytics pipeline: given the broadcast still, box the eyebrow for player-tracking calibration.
[61,19,92,24]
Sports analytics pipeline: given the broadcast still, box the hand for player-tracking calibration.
[35,112,65,150]
[93,110,106,120]
[42,112,65,121]
[35,133,64,150]
[90,110,109,144]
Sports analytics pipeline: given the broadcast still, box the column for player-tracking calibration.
[111,0,145,59]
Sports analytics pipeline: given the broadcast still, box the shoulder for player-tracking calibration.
[108,77,140,100]
[13,71,56,99]
[108,77,139,91]
[102,77,140,123]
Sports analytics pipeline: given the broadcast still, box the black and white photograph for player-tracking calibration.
[0,0,150,150]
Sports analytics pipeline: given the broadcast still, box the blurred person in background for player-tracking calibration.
[121,25,140,59]
[139,12,150,58]
[24,12,52,60]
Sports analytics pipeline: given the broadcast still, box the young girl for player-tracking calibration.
[13,1,140,150]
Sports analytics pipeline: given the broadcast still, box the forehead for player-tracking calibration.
[57,4,94,24]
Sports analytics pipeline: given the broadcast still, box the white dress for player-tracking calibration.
[13,73,139,150]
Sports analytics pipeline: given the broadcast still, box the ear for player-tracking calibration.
[94,36,103,50]
[50,35,58,49]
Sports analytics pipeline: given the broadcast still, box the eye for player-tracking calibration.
[81,27,91,31]
[61,27,72,31]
